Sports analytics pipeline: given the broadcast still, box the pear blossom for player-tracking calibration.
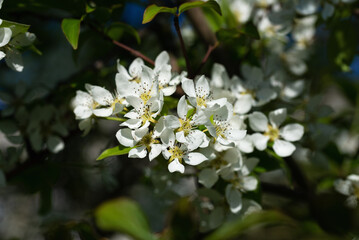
[292,16,317,49]
[182,75,227,110]
[72,89,97,119]
[121,94,163,129]
[116,125,163,161]
[334,174,359,208]
[206,103,247,146]
[225,157,259,213]
[162,130,208,173]
[85,84,125,117]
[230,0,253,24]
[231,64,277,114]
[249,108,304,157]
[154,52,179,96]
[164,96,209,151]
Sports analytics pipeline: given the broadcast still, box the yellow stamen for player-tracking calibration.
[264,124,279,141]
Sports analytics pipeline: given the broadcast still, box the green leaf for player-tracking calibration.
[97,145,134,160]
[106,22,140,44]
[178,0,222,16]
[0,20,30,37]
[142,4,177,24]
[239,22,260,40]
[204,210,295,240]
[210,114,215,125]
[61,18,81,50]
[186,108,196,118]
[95,198,157,240]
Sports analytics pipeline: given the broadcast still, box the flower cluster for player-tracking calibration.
[72,51,305,213]
[0,0,36,71]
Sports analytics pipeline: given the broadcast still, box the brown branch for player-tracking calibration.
[111,39,154,66]
[87,21,155,66]
[192,42,219,78]
[174,14,192,77]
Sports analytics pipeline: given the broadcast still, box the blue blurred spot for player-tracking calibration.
[121,2,147,29]
[350,55,359,77]
[0,98,7,110]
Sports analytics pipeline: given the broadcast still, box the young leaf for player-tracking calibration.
[142,4,177,24]
[239,22,260,40]
[0,20,30,37]
[106,22,141,44]
[97,145,134,160]
[178,0,222,16]
[95,198,157,240]
[204,211,295,240]
[61,18,81,50]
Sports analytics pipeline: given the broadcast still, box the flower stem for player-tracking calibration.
[174,14,192,77]
[104,117,127,122]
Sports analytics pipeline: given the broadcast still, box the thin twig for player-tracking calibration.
[87,21,155,66]
[174,15,192,77]
[192,42,219,78]
[111,39,154,66]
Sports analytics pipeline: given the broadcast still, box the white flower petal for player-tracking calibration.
[225,184,242,214]
[177,95,188,119]
[168,159,185,173]
[165,115,181,129]
[126,96,143,110]
[120,119,142,129]
[0,27,12,47]
[129,145,147,158]
[283,80,305,99]
[334,179,352,196]
[155,51,170,69]
[249,112,268,132]
[47,135,65,153]
[234,94,253,114]
[133,127,148,142]
[0,51,5,60]
[175,131,186,144]
[185,130,206,151]
[227,129,247,141]
[116,128,136,147]
[196,76,210,97]
[149,144,162,161]
[184,152,208,165]
[198,168,218,188]
[242,176,258,191]
[273,139,296,157]
[280,123,304,142]
[182,79,196,98]
[237,138,254,153]
[161,86,176,96]
[5,48,24,72]
[74,106,92,119]
[129,58,144,77]
[87,85,113,106]
[241,157,259,176]
[269,108,287,128]
[93,107,113,117]
[251,133,269,151]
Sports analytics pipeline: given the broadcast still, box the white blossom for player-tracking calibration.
[249,108,304,157]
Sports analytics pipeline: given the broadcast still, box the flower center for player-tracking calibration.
[178,118,192,135]
[214,121,229,139]
[139,132,159,151]
[196,96,207,107]
[241,89,256,99]
[140,91,152,104]
[140,106,156,125]
[264,124,279,141]
[168,146,184,163]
